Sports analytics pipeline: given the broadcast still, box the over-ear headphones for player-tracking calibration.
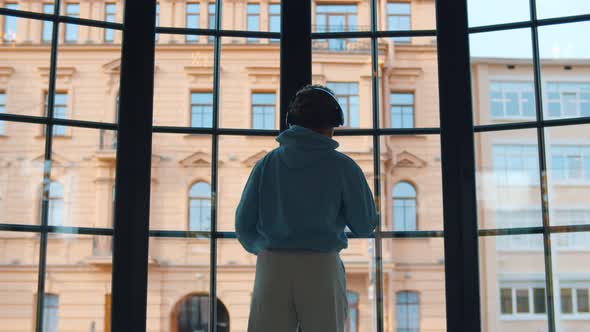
[286,86,344,128]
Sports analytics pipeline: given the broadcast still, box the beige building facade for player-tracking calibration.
[0,1,588,332]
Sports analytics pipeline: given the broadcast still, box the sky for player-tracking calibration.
[467,0,590,59]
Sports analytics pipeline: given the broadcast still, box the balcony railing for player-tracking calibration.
[99,129,117,150]
[312,39,372,53]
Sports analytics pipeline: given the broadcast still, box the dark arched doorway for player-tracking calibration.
[172,294,230,332]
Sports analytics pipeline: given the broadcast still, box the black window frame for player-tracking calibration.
[0,1,588,331]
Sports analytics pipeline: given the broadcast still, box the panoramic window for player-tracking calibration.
[0,1,588,331]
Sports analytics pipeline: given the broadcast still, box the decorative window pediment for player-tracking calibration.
[242,150,268,167]
[245,66,280,84]
[0,66,14,85]
[395,150,427,168]
[37,66,76,85]
[180,151,215,167]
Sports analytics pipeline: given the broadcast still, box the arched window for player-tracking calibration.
[174,294,229,332]
[396,291,419,332]
[189,182,211,231]
[345,291,359,332]
[392,182,416,231]
[47,181,64,226]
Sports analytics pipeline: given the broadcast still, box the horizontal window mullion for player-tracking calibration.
[479,227,545,236]
[0,8,123,31]
[474,121,539,132]
[543,116,590,128]
[149,230,212,239]
[0,7,53,22]
[0,223,113,236]
[57,15,123,30]
[469,21,533,34]
[535,13,590,28]
[156,26,280,39]
[51,118,118,130]
[152,126,279,136]
[312,29,436,39]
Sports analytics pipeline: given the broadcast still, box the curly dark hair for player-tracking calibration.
[287,84,342,129]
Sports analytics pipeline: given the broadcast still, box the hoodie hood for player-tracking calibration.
[275,125,339,168]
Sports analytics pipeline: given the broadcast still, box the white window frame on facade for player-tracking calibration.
[494,209,543,251]
[396,290,420,332]
[386,1,411,43]
[326,82,359,128]
[104,3,117,43]
[545,82,590,119]
[64,3,80,43]
[499,281,547,320]
[42,3,54,43]
[549,145,590,184]
[188,181,212,232]
[489,81,536,120]
[247,3,260,42]
[190,91,213,128]
[492,143,539,186]
[186,2,200,43]
[551,209,590,250]
[42,293,59,332]
[251,91,276,130]
[559,283,590,319]
[3,3,18,43]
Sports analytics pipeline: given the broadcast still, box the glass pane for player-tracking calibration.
[552,232,590,329]
[219,37,280,129]
[479,234,548,330]
[545,124,590,227]
[51,127,117,228]
[59,1,124,23]
[379,0,436,31]
[216,239,256,331]
[470,28,536,125]
[381,135,443,231]
[153,34,214,126]
[379,37,439,128]
[536,0,590,19]
[56,24,122,123]
[0,231,40,330]
[539,22,590,121]
[314,4,365,32]
[217,136,278,232]
[475,129,543,229]
[0,16,52,117]
[312,38,372,129]
[147,236,212,331]
[1,1,55,14]
[222,0,281,32]
[384,238,446,331]
[0,122,45,225]
[467,0,530,27]
[150,133,212,231]
[45,234,113,331]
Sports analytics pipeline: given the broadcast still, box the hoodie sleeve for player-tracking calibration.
[235,160,264,255]
[342,162,378,237]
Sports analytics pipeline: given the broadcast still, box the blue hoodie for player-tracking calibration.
[235,125,378,255]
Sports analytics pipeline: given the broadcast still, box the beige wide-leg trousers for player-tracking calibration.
[247,249,348,332]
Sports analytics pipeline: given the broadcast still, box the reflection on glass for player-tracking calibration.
[383,238,446,331]
[479,235,548,331]
[150,133,212,231]
[0,231,40,330]
[470,29,535,125]
[545,124,590,227]
[467,0,530,27]
[551,232,590,329]
[475,129,542,229]
[0,122,45,225]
